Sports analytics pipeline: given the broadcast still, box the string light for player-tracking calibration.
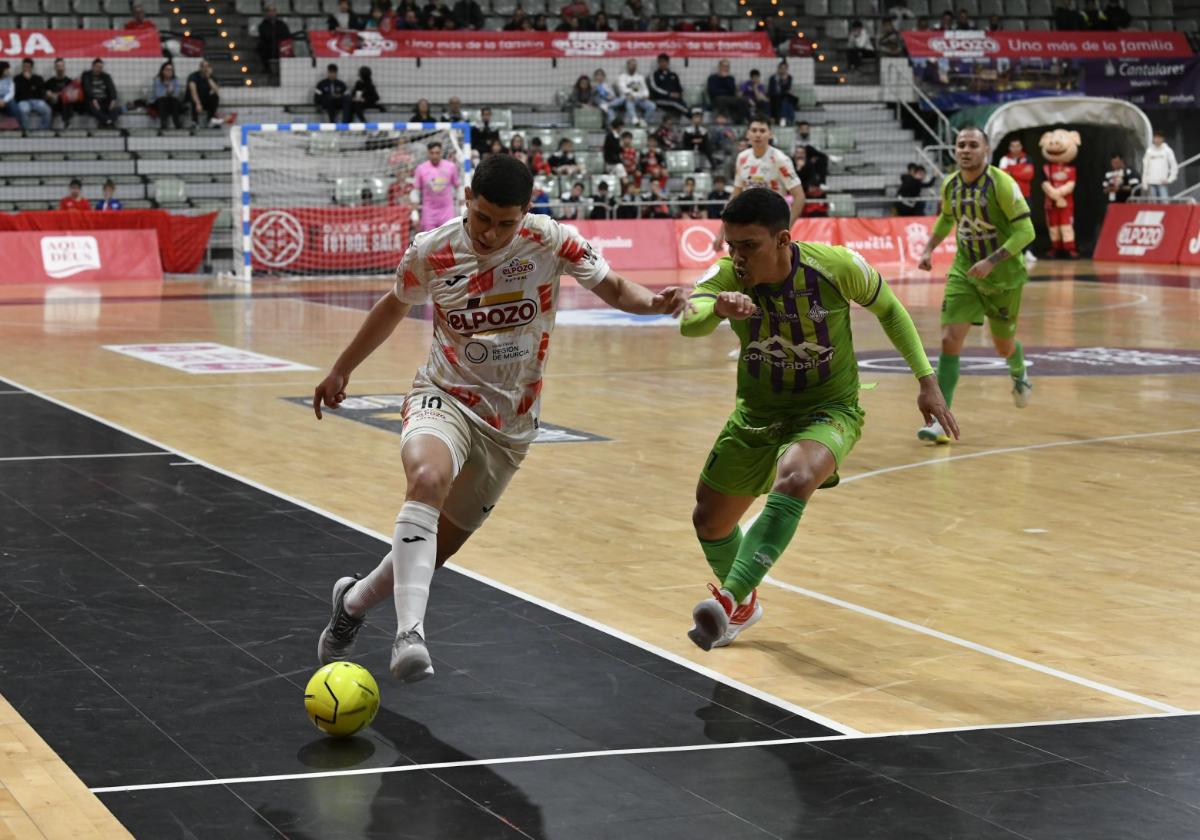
[232,54,240,61]
[215,17,222,23]
[745,8,752,13]
[208,7,214,13]
[179,16,186,23]
[183,29,189,35]
[241,65,248,72]
[245,79,253,86]
[228,41,236,48]
[171,5,178,12]
[220,30,227,37]
[832,65,839,71]
[777,8,784,14]
[818,53,825,60]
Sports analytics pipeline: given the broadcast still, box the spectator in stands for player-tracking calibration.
[348,66,379,122]
[877,19,905,56]
[452,0,483,28]
[589,180,615,219]
[413,140,460,230]
[571,74,599,116]
[707,113,738,177]
[649,53,689,117]
[422,0,452,25]
[152,61,184,130]
[701,14,725,31]
[641,181,671,218]
[682,108,711,169]
[896,162,933,215]
[532,13,548,30]
[43,59,75,130]
[1142,130,1179,199]
[676,176,702,219]
[562,0,589,21]
[640,135,667,189]
[328,0,365,30]
[1054,0,1086,29]
[125,3,156,30]
[557,180,586,220]
[616,179,641,218]
[1103,152,1140,203]
[653,113,678,151]
[887,2,915,25]
[187,59,220,127]
[95,179,123,210]
[257,4,292,73]
[1081,0,1126,29]
[530,182,552,214]
[0,63,17,129]
[767,61,797,125]
[509,132,528,165]
[617,58,657,126]
[411,98,433,121]
[528,137,552,175]
[315,63,350,122]
[795,120,830,181]
[1101,0,1131,29]
[602,118,624,176]
[592,68,621,125]
[934,10,954,29]
[619,130,640,182]
[83,58,120,129]
[14,59,51,132]
[986,13,1002,29]
[706,59,748,123]
[472,106,500,153]
[503,8,527,29]
[549,138,583,176]
[953,7,973,28]
[706,174,730,218]
[590,12,612,31]
[915,15,930,29]
[441,95,466,123]
[847,21,876,70]
[623,0,648,27]
[740,69,770,120]
[59,178,91,211]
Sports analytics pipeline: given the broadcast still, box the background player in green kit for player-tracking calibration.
[680,189,959,651]
[917,126,1036,444]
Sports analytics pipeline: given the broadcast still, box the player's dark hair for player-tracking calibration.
[426,141,442,151]
[471,153,533,208]
[721,188,790,234]
[749,115,771,130]
[957,124,988,144]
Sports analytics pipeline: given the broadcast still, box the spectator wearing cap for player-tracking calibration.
[59,178,92,211]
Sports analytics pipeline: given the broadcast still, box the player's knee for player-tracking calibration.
[772,468,819,500]
[993,336,1015,357]
[404,463,452,504]
[692,504,729,541]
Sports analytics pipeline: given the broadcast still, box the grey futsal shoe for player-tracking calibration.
[317,575,364,665]
[390,626,435,683]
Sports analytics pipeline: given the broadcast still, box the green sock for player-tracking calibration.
[937,352,960,409]
[1006,341,1026,380]
[699,526,742,582]
[723,493,806,603]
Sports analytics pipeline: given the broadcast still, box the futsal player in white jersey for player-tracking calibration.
[730,117,805,225]
[312,154,688,681]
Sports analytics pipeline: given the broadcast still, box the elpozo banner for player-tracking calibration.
[0,28,162,58]
[1093,203,1199,265]
[309,30,775,59]
[901,29,1192,60]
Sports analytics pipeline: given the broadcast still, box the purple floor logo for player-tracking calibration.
[857,347,1200,376]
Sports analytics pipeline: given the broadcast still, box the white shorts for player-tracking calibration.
[401,386,528,532]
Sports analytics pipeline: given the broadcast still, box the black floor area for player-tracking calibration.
[2,378,1200,839]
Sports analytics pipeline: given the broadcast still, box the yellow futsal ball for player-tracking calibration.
[304,662,380,737]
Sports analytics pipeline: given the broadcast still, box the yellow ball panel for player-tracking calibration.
[303,662,380,737]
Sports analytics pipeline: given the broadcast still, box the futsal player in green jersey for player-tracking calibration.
[680,189,959,651]
[917,126,1037,444]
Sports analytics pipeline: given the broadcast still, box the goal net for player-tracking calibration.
[231,122,471,282]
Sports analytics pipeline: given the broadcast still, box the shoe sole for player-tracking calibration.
[689,600,730,652]
[712,602,764,648]
[317,576,359,665]
[917,429,950,444]
[1012,382,1033,409]
[390,646,435,683]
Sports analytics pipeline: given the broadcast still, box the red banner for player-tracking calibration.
[560,219,678,270]
[1092,203,1192,264]
[250,206,411,273]
[0,210,216,274]
[901,30,1192,59]
[309,30,774,59]
[0,29,162,58]
[1177,206,1200,267]
[0,230,162,284]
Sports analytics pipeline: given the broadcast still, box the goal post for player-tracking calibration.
[231,121,472,282]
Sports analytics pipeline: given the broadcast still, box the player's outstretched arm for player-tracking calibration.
[918,193,955,271]
[313,292,411,419]
[589,271,688,317]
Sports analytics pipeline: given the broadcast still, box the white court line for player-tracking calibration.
[0,375,858,738]
[756,427,1200,715]
[89,707,1200,795]
[0,451,171,464]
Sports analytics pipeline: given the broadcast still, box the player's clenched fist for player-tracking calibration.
[714,291,757,320]
[313,370,349,420]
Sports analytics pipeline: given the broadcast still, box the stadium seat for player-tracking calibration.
[153,177,188,207]
[308,132,339,154]
[1003,17,1026,28]
[979,0,1002,15]
[42,0,71,12]
[796,87,819,109]
[1028,0,1052,13]
[1005,0,1028,15]
[0,13,13,24]
[51,15,80,26]
[573,107,605,130]
[1178,17,1197,32]
[959,0,979,13]
[804,0,828,15]
[491,0,516,13]
[825,19,849,39]
[557,128,588,147]
[292,0,319,15]
[825,127,855,150]
[10,0,38,13]
[602,0,624,13]
[712,0,736,13]
[827,192,855,216]
[521,0,545,13]
[730,15,756,30]
[19,15,48,27]
[665,150,695,173]
[908,0,930,14]
[657,0,682,14]
[534,174,560,197]
[683,0,709,14]
[688,171,712,194]
[1124,0,1149,14]
[1025,16,1049,28]
[578,150,604,173]
[1148,0,1171,14]
[773,125,796,152]
[854,0,876,17]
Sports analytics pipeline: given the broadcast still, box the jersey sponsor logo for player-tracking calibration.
[743,337,834,370]
[462,336,534,364]
[957,215,998,241]
[807,302,829,322]
[1116,210,1166,255]
[447,298,538,333]
[501,257,536,279]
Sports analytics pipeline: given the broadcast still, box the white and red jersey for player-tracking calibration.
[733,145,801,196]
[393,213,610,445]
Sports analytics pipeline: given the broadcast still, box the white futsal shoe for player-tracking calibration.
[917,418,951,444]
[1012,376,1033,408]
[318,575,364,665]
[688,584,735,651]
[390,625,435,682]
[712,589,763,648]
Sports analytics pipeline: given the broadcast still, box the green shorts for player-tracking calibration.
[700,403,865,497]
[940,266,1025,339]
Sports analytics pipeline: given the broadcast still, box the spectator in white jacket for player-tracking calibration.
[616,58,656,127]
[1142,130,1178,199]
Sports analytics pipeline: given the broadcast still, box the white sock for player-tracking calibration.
[391,501,440,637]
[343,552,393,618]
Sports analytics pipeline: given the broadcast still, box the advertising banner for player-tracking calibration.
[0,229,163,284]
[249,206,411,273]
[1092,203,1193,263]
[1081,57,1200,106]
[308,30,775,59]
[901,30,1192,60]
[1174,206,1200,267]
[0,28,162,58]
[560,219,679,270]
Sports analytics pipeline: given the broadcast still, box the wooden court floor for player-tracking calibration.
[1,259,1198,837]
